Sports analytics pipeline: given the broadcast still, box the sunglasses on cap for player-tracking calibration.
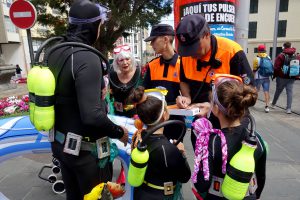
[144,87,168,126]
[208,74,243,117]
[113,45,131,54]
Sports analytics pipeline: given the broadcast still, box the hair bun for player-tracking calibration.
[128,86,145,104]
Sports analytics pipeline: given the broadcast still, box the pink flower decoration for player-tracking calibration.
[192,118,228,183]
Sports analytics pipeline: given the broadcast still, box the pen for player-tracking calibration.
[179,90,182,97]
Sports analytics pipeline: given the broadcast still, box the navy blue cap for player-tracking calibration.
[176,14,208,56]
[144,24,175,42]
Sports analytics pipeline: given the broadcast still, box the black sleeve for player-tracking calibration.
[230,50,254,85]
[254,134,267,198]
[194,135,221,193]
[164,144,191,183]
[73,51,124,139]
[143,64,152,89]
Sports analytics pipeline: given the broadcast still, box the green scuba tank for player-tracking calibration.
[27,66,41,123]
[128,142,149,187]
[33,67,56,131]
[221,135,257,200]
[127,120,186,187]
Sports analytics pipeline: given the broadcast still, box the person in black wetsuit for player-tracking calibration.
[129,86,191,200]
[109,45,141,117]
[47,1,128,199]
[192,75,267,200]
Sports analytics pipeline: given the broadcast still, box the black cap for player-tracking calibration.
[144,24,175,42]
[176,14,208,57]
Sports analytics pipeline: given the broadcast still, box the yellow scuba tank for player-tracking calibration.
[27,66,41,123]
[128,141,149,187]
[127,120,186,187]
[33,67,56,131]
[221,116,257,200]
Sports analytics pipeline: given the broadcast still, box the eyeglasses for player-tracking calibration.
[212,74,243,87]
[208,74,243,117]
[113,45,131,54]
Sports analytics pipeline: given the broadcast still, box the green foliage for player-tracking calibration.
[31,0,172,53]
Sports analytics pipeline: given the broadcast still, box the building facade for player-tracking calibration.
[113,28,153,66]
[247,0,300,62]
[0,0,29,76]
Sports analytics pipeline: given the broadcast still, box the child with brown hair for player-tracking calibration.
[192,74,267,200]
[129,86,191,200]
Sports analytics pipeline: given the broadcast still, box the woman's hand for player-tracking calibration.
[187,102,211,118]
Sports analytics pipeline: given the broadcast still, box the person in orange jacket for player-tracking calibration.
[175,14,254,150]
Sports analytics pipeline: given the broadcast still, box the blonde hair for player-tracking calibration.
[112,51,136,73]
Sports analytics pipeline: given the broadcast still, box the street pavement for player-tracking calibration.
[0,81,300,199]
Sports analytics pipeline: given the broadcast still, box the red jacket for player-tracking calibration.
[274,47,299,79]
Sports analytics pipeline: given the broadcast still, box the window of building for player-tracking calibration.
[278,20,287,37]
[269,47,283,59]
[248,21,257,39]
[4,16,17,33]
[249,0,258,13]
[2,0,12,6]
[254,47,258,53]
[124,36,131,44]
[279,0,289,12]
[134,34,138,43]
[134,46,137,55]
[32,40,43,53]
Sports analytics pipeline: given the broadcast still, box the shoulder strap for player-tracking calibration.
[148,138,166,154]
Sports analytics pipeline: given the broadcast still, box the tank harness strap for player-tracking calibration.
[143,181,176,190]
[54,130,96,152]
[55,96,77,104]
[208,174,258,197]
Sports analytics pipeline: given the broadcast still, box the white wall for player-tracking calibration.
[1,43,28,77]
[247,0,300,64]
